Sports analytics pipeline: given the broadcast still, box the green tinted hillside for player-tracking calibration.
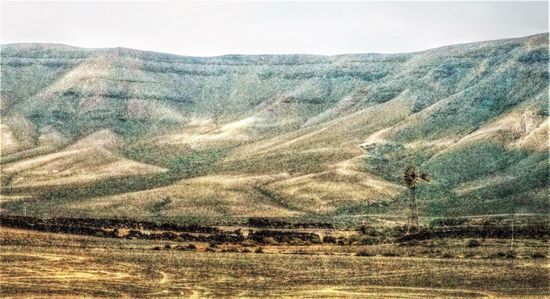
[1,34,548,219]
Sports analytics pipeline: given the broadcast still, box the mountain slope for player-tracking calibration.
[0,34,548,219]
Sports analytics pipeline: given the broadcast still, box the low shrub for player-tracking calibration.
[349,234,362,244]
[467,239,481,247]
[247,217,289,228]
[290,238,312,246]
[241,240,257,247]
[174,244,196,251]
[532,252,546,259]
[264,237,278,245]
[398,240,418,247]
[222,248,239,253]
[359,226,380,236]
[430,217,468,227]
[248,230,321,244]
[391,225,407,237]
[488,252,507,258]
[246,217,333,229]
[255,247,264,254]
[505,251,517,259]
[356,250,375,257]
[361,236,378,245]
[381,250,400,257]
[322,235,337,243]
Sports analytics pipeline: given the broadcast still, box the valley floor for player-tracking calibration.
[1,227,549,298]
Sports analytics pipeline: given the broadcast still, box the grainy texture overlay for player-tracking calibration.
[1,32,548,298]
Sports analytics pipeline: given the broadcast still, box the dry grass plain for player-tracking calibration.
[1,227,549,298]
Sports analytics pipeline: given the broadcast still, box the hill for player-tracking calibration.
[0,33,548,220]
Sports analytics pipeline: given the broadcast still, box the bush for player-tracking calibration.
[398,240,418,247]
[248,230,321,244]
[322,235,337,243]
[532,252,546,259]
[289,238,312,246]
[126,229,144,239]
[505,251,517,259]
[174,244,196,251]
[247,217,288,228]
[255,247,264,254]
[222,248,239,253]
[361,236,378,245]
[391,225,407,237]
[152,246,162,251]
[349,235,362,244]
[241,240,257,247]
[356,250,375,257]
[264,237,278,245]
[467,239,481,247]
[359,226,379,236]
[431,217,468,227]
[241,248,251,253]
[489,252,507,258]
[381,250,400,257]
[160,232,180,240]
[442,253,454,259]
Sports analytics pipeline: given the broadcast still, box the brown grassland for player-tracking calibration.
[1,227,548,298]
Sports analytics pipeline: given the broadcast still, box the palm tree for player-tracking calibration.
[403,166,430,233]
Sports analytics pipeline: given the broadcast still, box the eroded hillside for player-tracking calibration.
[1,33,548,219]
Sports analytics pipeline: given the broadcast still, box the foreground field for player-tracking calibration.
[1,228,549,298]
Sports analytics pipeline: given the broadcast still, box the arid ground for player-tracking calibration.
[1,33,549,298]
[1,227,548,298]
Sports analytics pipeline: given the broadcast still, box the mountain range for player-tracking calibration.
[1,33,548,221]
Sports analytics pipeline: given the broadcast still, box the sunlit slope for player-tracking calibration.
[0,33,547,218]
[1,130,166,192]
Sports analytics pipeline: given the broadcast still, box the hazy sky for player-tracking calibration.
[1,1,548,56]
